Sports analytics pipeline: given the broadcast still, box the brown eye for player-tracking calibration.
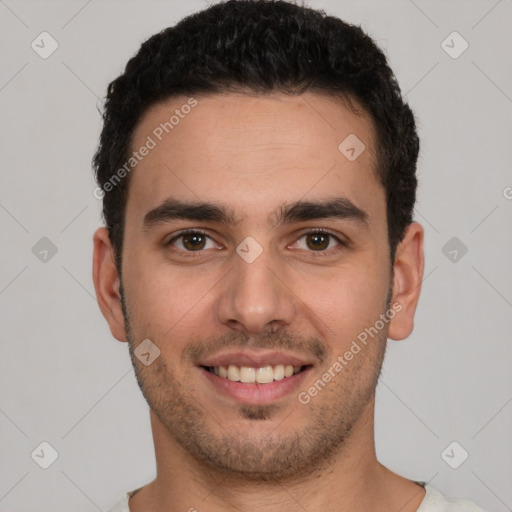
[182,233,206,250]
[305,232,330,250]
[294,230,342,253]
[168,231,216,252]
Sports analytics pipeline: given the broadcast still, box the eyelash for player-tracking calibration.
[166,228,347,257]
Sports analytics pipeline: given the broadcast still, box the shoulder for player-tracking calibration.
[106,487,142,512]
[418,484,487,512]
[106,494,130,512]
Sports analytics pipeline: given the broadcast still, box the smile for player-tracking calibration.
[200,363,312,405]
[203,364,308,383]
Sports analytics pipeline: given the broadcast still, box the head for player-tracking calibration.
[92,0,424,482]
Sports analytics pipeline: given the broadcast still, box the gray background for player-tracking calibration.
[1,0,511,510]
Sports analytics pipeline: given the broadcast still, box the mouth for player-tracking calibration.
[197,351,314,405]
[201,363,311,383]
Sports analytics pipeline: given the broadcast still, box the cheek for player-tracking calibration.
[291,260,389,341]
[122,255,219,339]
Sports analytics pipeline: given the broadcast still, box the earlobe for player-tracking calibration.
[387,222,424,341]
[92,227,128,342]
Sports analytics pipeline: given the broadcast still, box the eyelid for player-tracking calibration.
[295,227,347,243]
[167,227,210,241]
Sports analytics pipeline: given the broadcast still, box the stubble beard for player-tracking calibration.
[120,285,389,483]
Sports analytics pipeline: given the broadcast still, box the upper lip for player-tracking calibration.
[198,350,313,368]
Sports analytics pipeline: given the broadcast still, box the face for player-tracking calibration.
[94,91,423,482]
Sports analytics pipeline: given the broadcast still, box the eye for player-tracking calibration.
[293,229,344,252]
[167,229,218,252]
[166,228,346,256]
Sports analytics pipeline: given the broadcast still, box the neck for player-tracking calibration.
[129,398,425,512]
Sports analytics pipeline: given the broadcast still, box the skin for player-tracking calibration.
[93,91,425,512]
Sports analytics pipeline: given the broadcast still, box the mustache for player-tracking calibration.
[182,328,328,365]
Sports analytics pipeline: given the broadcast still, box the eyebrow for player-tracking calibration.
[142,197,368,230]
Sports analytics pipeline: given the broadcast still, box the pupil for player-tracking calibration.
[308,233,328,250]
[184,233,205,250]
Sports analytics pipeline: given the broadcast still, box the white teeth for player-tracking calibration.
[273,364,285,380]
[256,365,274,384]
[240,366,256,383]
[209,363,305,383]
[227,364,240,381]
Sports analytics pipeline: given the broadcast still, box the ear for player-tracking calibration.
[92,227,127,342]
[387,222,424,341]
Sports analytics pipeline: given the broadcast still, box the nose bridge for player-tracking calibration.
[215,239,295,334]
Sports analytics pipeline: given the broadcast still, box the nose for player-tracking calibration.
[215,244,296,335]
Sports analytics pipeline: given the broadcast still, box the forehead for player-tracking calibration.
[126,91,382,227]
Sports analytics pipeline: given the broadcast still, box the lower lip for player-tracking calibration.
[200,366,312,405]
